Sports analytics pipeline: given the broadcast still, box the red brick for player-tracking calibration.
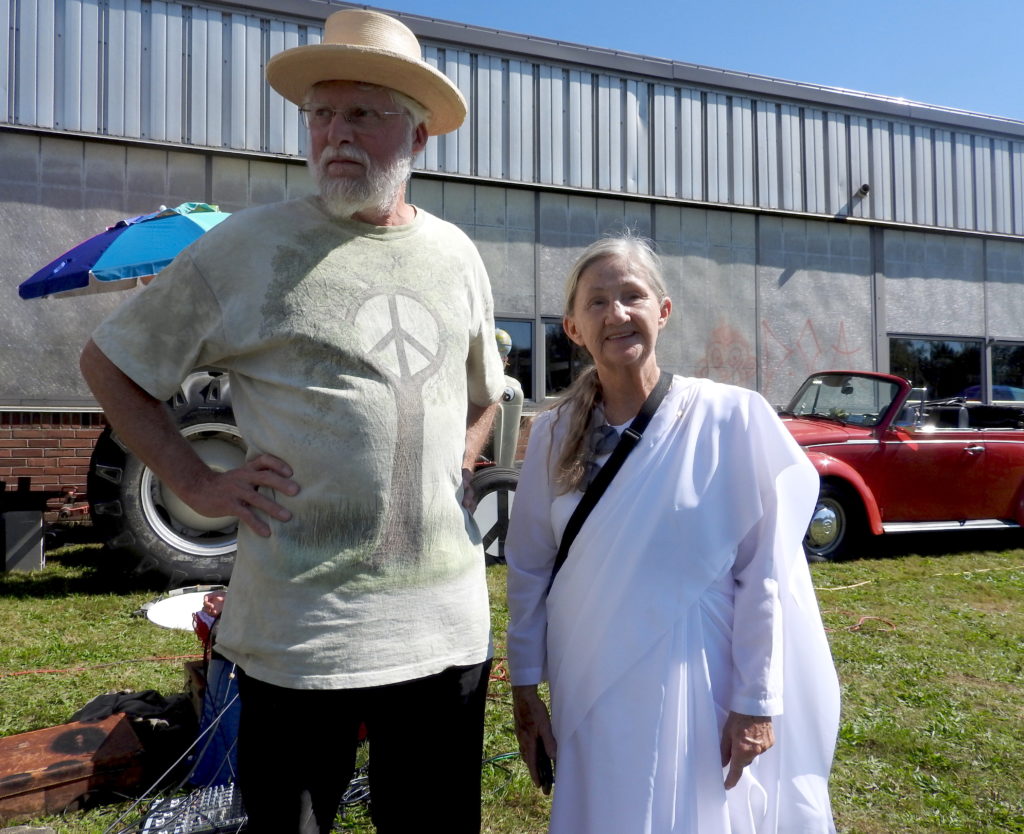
[59,457,91,468]
[60,474,88,486]
[22,448,44,458]
[43,448,64,457]
[58,439,96,449]
[0,438,29,448]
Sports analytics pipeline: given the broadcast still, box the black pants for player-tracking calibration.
[235,659,491,834]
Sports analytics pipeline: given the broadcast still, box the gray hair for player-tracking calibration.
[563,234,668,318]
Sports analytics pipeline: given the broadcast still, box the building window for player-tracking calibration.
[990,343,1024,402]
[889,337,981,399]
[495,318,534,399]
[544,318,591,397]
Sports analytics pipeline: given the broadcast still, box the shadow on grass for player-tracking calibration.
[0,538,169,600]
[852,528,1024,561]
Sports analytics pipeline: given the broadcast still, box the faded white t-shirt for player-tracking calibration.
[93,197,506,688]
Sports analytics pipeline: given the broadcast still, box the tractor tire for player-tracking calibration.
[88,372,245,585]
[470,466,518,566]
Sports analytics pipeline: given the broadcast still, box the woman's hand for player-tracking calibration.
[512,684,558,795]
[720,711,775,789]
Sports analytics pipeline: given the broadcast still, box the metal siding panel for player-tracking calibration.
[205,10,225,147]
[79,0,100,133]
[653,85,676,198]
[1014,142,1024,236]
[849,116,869,218]
[508,60,532,182]
[62,0,83,131]
[780,104,800,211]
[265,22,286,154]
[625,79,647,194]
[0,0,9,122]
[147,2,169,141]
[227,13,246,149]
[538,65,552,184]
[803,108,826,214]
[579,72,593,188]
[190,7,210,146]
[454,50,473,175]
[756,100,778,209]
[598,75,621,192]
[707,92,728,203]
[440,49,472,175]
[245,17,261,151]
[680,88,701,200]
[490,58,505,179]
[974,138,993,232]
[893,122,912,223]
[27,0,57,127]
[475,55,492,177]
[934,130,954,227]
[826,112,848,215]
[567,70,592,188]
[732,98,754,206]
[870,121,892,221]
[912,126,934,225]
[121,0,143,137]
[993,140,1012,234]
[954,132,974,229]
[165,3,184,143]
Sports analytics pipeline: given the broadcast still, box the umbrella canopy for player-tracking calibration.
[18,202,231,300]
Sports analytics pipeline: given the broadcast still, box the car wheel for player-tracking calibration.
[88,373,244,585]
[803,482,861,562]
[470,466,518,565]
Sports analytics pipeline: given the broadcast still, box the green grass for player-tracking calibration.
[2,533,1023,833]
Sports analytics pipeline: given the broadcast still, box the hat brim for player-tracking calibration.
[266,44,467,136]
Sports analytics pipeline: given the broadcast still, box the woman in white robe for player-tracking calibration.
[505,236,840,834]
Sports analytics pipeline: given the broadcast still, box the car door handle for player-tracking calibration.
[964,444,984,455]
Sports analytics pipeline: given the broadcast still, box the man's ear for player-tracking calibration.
[412,123,429,154]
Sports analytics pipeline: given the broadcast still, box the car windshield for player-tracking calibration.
[783,374,902,427]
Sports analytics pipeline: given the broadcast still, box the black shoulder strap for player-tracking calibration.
[546,370,671,595]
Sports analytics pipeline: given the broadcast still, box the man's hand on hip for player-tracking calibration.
[182,453,300,537]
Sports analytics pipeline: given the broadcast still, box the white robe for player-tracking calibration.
[506,376,839,834]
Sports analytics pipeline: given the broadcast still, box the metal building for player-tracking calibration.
[3,0,1024,413]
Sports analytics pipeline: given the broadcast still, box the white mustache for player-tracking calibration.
[319,147,369,167]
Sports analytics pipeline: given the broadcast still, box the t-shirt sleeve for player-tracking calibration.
[90,249,226,401]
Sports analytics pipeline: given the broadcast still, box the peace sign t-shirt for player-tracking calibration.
[92,197,506,689]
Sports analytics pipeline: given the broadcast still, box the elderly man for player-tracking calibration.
[79,9,505,834]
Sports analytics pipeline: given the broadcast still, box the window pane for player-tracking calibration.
[889,338,981,399]
[991,343,1024,402]
[495,318,533,400]
[544,318,592,396]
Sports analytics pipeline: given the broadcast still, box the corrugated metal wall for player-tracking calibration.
[3,0,1024,239]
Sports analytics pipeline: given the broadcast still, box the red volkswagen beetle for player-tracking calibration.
[779,371,1024,560]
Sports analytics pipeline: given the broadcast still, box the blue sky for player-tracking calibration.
[371,0,1024,123]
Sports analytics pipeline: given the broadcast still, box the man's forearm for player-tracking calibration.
[464,401,498,470]
[79,339,212,500]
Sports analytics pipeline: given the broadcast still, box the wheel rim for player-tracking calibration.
[804,496,846,558]
[139,422,246,557]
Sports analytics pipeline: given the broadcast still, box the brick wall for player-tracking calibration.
[0,412,107,519]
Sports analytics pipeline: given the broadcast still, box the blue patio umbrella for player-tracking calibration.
[18,202,231,300]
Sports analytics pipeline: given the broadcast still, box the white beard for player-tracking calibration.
[309,140,414,221]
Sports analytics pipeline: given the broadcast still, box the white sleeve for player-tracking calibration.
[730,392,819,716]
[505,411,559,686]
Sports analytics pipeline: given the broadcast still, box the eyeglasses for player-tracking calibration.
[299,105,406,131]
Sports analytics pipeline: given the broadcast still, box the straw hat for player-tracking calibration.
[266,9,466,136]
